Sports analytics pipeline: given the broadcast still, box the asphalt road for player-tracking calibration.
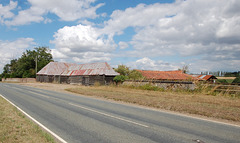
[0,83,240,143]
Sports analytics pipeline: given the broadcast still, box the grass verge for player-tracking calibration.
[66,85,240,122]
[0,96,55,143]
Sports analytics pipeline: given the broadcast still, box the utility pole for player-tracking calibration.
[35,55,38,75]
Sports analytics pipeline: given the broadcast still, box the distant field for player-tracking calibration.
[66,85,240,122]
[217,79,235,83]
[0,96,55,143]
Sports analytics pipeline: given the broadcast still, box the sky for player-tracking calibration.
[0,0,240,74]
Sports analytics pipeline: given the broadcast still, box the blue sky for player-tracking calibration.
[0,0,240,73]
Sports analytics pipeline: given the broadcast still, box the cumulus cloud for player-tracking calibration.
[127,57,179,71]
[0,38,35,72]
[5,6,45,26]
[103,0,240,72]
[4,0,103,26]
[118,41,128,49]
[0,1,17,24]
[51,24,116,63]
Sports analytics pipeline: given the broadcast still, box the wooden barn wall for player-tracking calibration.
[105,76,115,85]
[37,75,116,85]
[60,76,69,84]
[69,76,83,85]
[54,75,60,83]
[37,75,54,83]
[37,75,49,82]
[87,75,104,85]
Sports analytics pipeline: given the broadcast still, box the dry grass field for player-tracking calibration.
[0,96,55,143]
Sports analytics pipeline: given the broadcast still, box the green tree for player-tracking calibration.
[1,47,53,78]
[128,70,143,80]
[114,65,130,76]
[35,47,53,72]
[114,65,144,83]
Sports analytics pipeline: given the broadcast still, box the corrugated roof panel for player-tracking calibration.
[37,62,77,75]
[196,75,215,80]
[60,62,119,76]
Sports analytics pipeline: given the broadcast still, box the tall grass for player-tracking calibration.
[108,82,240,97]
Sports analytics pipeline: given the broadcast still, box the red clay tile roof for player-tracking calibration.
[137,70,196,80]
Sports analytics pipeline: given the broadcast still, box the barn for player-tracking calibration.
[36,62,76,83]
[37,62,119,85]
[61,62,119,85]
[196,75,217,82]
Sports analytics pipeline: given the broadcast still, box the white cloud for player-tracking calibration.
[0,1,17,24]
[127,57,179,71]
[103,2,180,34]
[51,24,116,63]
[72,52,111,63]
[5,6,45,26]
[118,41,128,49]
[4,0,104,26]
[0,38,35,72]
[104,0,240,72]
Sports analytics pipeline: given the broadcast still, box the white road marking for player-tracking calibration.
[0,94,67,143]
[69,102,149,128]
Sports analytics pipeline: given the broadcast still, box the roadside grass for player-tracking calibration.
[0,96,55,143]
[66,85,240,122]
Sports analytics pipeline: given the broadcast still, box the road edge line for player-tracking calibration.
[0,94,67,143]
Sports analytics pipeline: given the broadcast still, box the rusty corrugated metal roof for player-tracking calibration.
[61,62,119,76]
[37,62,77,75]
[196,75,216,80]
[138,70,196,80]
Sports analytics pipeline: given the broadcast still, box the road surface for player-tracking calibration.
[0,83,239,143]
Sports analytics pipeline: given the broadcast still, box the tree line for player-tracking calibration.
[0,47,53,80]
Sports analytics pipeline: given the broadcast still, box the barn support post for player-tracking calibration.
[103,74,106,85]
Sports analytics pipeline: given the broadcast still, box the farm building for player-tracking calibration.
[36,62,76,83]
[196,75,217,82]
[137,70,196,81]
[37,62,119,85]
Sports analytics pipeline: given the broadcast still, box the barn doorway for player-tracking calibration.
[82,76,89,85]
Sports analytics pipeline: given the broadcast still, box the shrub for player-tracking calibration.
[232,77,240,83]
[113,75,128,84]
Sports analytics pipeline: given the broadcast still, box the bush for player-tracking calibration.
[113,75,128,84]
[232,77,240,83]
